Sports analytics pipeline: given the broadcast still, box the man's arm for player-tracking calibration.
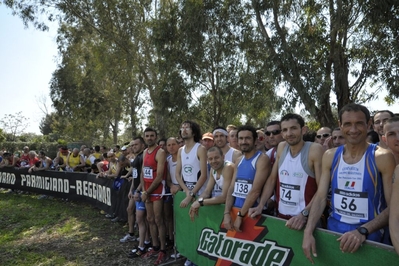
[248,142,285,218]
[302,149,334,263]
[232,149,241,165]
[223,164,238,230]
[175,148,187,191]
[192,145,208,195]
[197,171,215,199]
[390,166,399,255]
[234,154,270,231]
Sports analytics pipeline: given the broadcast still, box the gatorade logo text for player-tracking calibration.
[197,228,292,266]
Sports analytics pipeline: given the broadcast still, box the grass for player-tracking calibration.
[0,189,183,266]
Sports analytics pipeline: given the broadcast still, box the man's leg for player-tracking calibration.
[154,199,167,264]
[127,198,136,233]
[153,199,166,250]
[145,201,160,248]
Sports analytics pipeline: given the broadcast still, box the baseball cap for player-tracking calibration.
[202,132,213,140]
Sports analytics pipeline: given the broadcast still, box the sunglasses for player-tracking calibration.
[316,133,330,139]
[265,130,281,136]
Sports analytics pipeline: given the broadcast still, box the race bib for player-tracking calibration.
[232,179,253,198]
[133,168,138,179]
[143,167,153,179]
[333,188,368,220]
[279,182,300,206]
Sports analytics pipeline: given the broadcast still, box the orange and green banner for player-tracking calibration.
[174,192,397,265]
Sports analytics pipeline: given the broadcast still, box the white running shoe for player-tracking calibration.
[120,234,136,243]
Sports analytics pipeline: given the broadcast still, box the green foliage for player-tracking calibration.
[0,128,6,143]
[4,0,399,134]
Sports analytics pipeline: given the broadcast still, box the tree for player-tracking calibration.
[0,112,29,141]
[252,0,399,127]
[153,0,282,130]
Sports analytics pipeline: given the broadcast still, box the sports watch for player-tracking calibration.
[357,226,369,237]
[301,209,309,217]
[198,198,204,206]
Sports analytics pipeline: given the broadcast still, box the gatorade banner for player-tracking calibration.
[0,168,115,213]
[174,192,397,266]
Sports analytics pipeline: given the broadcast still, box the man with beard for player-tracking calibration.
[213,126,241,164]
[223,125,270,232]
[373,110,394,149]
[176,120,208,207]
[249,114,324,231]
[265,121,284,166]
[140,128,168,265]
[175,121,208,266]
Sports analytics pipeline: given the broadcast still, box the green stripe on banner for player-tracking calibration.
[174,192,397,266]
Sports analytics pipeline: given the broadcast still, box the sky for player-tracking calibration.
[0,5,398,136]
[0,5,57,134]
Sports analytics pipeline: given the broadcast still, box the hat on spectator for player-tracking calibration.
[121,146,128,151]
[202,132,213,140]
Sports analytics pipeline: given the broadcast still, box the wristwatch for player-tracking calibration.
[357,226,369,237]
[189,191,196,198]
[198,198,204,206]
[237,211,245,218]
[301,209,309,217]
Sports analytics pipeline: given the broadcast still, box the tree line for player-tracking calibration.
[4,0,399,143]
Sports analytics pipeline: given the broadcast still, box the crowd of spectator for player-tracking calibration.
[1,104,399,265]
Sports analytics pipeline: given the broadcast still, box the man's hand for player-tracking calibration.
[170,184,181,195]
[128,190,133,199]
[223,213,234,231]
[337,229,366,253]
[180,196,193,208]
[302,233,317,264]
[189,201,200,221]
[323,136,333,150]
[248,205,262,219]
[286,214,307,230]
[233,216,243,232]
[141,192,148,203]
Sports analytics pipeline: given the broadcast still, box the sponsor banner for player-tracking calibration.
[174,192,397,266]
[0,168,114,213]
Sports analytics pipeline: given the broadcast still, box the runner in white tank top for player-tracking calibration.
[189,146,235,221]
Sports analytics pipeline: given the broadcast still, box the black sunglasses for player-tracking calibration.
[316,133,330,139]
[265,130,281,136]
